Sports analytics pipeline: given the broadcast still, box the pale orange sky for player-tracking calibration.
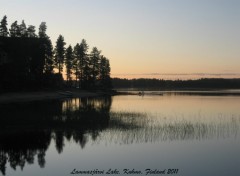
[1,0,240,79]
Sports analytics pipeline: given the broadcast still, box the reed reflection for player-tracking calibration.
[105,112,240,144]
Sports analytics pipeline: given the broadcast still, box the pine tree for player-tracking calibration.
[0,15,9,37]
[9,21,21,37]
[99,56,111,90]
[78,39,89,88]
[19,20,27,37]
[89,47,101,87]
[43,37,54,74]
[27,25,37,37]
[73,40,91,89]
[38,22,47,38]
[65,45,74,84]
[37,22,54,74]
[82,57,91,89]
[73,43,80,84]
[54,35,66,74]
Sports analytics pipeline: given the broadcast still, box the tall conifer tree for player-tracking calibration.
[19,20,27,37]
[38,22,54,74]
[89,47,101,84]
[9,21,21,37]
[27,25,37,37]
[54,35,66,74]
[38,22,47,38]
[65,45,74,83]
[0,15,9,37]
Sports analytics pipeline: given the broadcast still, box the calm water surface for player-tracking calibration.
[0,92,240,176]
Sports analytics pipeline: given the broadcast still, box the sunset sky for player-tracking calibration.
[1,0,240,79]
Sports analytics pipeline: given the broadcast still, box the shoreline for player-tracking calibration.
[1,88,240,104]
[0,90,102,104]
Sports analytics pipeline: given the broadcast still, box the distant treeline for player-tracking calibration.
[112,78,240,90]
[0,15,111,92]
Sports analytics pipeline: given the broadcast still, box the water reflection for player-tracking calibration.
[0,130,50,174]
[0,97,112,175]
[0,96,240,175]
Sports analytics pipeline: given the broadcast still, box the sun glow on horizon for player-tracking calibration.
[111,73,240,80]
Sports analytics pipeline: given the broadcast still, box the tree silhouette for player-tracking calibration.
[65,45,74,84]
[27,25,37,37]
[99,56,111,90]
[72,39,89,88]
[9,21,21,37]
[80,56,91,89]
[78,39,89,88]
[89,47,101,88]
[73,43,81,85]
[0,15,9,37]
[38,22,54,74]
[41,37,54,74]
[38,22,47,38]
[54,35,66,74]
[19,20,27,37]
[79,39,88,87]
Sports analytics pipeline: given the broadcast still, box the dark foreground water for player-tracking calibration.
[0,91,240,176]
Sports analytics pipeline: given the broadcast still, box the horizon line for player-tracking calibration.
[112,73,240,76]
[111,72,240,80]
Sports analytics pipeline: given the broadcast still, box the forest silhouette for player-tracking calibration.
[0,15,111,92]
[112,78,240,90]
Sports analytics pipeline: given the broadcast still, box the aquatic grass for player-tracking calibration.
[93,111,240,145]
[109,111,148,130]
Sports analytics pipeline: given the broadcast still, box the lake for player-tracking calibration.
[0,91,240,176]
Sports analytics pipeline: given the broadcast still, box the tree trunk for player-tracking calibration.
[58,63,61,74]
